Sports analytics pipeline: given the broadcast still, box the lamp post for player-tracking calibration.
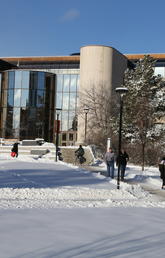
[115,87,128,189]
[55,108,62,162]
[84,107,89,143]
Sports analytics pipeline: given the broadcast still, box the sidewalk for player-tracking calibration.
[82,164,165,201]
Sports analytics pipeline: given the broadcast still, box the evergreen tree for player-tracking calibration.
[122,55,165,169]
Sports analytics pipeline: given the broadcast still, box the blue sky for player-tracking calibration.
[0,0,165,57]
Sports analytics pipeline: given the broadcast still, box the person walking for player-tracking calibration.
[11,142,19,158]
[104,148,115,178]
[116,149,129,181]
[159,157,165,189]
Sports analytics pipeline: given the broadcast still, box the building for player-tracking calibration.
[0,45,164,145]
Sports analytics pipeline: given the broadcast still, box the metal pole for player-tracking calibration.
[84,112,88,143]
[117,96,123,190]
[55,113,59,162]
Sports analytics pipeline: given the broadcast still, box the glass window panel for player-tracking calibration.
[37,90,44,107]
[13,107,20,129]
[7,90,14,107]
[62,133,66,141]
[14,89,21,106]
[15,71,22,88]
[8,71,15,89]
[56,75,63,92]
[69,133,73,141]
[38,72,45,90]
[63,75,70,92]
[154,67,165,77]
[68,111,76,130]
[21,90,29,107]
[36,107,44,122]
[29,90,37,107]
[70,75,77,92]
[28,108,36,120]
[30,72,38,89]
[62,93,69,110]
[56,93,62,109]
[20,107,28,127]
[75,95,79,111]
[61,111,68,131]
[22,71,30,89]
[69,92,76,110]
[6,107,13,128]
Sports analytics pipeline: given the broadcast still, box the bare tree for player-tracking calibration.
[79,84,117,150]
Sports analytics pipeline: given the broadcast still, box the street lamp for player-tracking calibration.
[115,87,128,189]
[55,108,62,162]
[84,107,89,143]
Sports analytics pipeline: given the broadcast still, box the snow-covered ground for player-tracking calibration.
[0,153,165,257]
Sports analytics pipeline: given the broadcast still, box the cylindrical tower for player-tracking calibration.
[77,45,128,144]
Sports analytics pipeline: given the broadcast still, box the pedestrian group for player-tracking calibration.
[104,147,129,181]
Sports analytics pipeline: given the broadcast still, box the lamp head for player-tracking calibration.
[84,107,89,113]
[115,87,128,96]
[56,108,62,115]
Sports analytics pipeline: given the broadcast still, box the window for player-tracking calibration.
[63,93,69,109]
[30,72,38,89]
[63,75,70,92]
[15,71,22,88]
[56,93,62,109]
[38,72,45,90]
[69,92,76,110]
[14,89,21,106]
[13,108,20,129]
[7,90,14,107]
[37,90,44,107]
[70,75,77,92]
[22,71,30,89]
[29,90,37,107]
[21,90,29,107]
[8,71,15,89]
[61,111,68,131]
[56,75,63,92]
[68,111,76,130]
[62,133,66,141]
[69,133,73,141]
[154,67,165,77]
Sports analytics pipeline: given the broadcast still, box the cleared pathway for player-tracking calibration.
[83,164,165,201]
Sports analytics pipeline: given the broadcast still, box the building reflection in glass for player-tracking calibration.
[55,74,79,145]
[0,71,55,141]
[56,74,79,131]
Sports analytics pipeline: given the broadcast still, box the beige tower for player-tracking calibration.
[77,45,128,144]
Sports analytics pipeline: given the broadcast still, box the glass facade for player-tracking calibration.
[55,74,79,132]
[0,71,55,141]
[154,67,165,77]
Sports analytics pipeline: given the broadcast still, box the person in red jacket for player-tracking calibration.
[11,142,19,158]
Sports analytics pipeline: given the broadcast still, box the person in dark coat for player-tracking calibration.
[116,149,129,181]
[159,157,165,189]
[11,142,19,157]
[75,145,85,164]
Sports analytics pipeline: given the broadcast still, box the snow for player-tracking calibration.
[0,153,165,257]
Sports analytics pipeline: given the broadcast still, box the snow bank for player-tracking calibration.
[0,155,164,209]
